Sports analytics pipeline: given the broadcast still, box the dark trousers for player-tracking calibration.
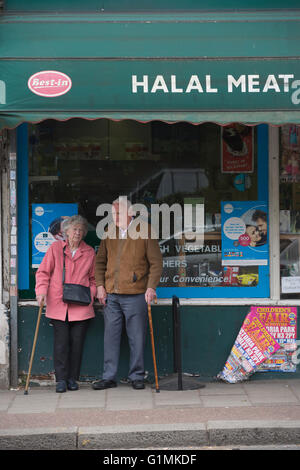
[51,315,90,382]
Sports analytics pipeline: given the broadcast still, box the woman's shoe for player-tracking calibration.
[56,380,67,393]
[67,379,79,391]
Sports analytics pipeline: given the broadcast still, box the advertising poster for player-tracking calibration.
[32,203,78,267]
[252,306,298,373]
[280,124,300,184]
[218,311,281,383]
[221,124,254,174]
[221,201,268,266]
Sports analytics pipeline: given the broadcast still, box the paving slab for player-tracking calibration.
[0,392,13,411]
[106,386,154,410]
[7,391,59,414]
[244,382,299,404]
[153,390,202,407]
[288,381,300,401]
[201,394,252,407]
[57,390,106,409]
[199,382,245,396]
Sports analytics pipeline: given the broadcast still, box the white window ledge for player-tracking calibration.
[18,298,300,307]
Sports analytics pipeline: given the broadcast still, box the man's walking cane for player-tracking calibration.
[24,300,44,395]
[147,299,160,393]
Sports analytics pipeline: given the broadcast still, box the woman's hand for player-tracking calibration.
[36,294,46,307]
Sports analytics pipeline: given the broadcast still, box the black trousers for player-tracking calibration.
[51,314,90,382]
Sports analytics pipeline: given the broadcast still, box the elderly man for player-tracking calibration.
[93,197,162,390]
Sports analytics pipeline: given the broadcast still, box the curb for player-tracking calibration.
[1,421,300,449]
[79,423,207,449]
[0,427,78,450]
[207,420,300,447]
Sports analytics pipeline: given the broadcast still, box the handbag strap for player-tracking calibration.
[62,245,66,285]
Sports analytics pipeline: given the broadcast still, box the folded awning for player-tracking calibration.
[1,10,300,128]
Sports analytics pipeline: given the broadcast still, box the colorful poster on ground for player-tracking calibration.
[218,311,281,383]
[221,201,268,266]
[32,203,78,267]
[221,124,254,174]
[252,306,298,373]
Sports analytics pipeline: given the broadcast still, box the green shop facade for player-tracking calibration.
[1,0,300,388]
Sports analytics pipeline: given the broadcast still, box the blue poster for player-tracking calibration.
[221,201,268,266]
[32,203,78,267]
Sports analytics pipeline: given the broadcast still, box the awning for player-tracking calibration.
[1,111,300,130]
[1,11,300,128]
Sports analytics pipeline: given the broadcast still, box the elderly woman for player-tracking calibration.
[35,215,96,393]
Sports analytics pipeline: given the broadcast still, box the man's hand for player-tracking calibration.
[145,287,156,305]
[97,286,107,305]
[36,294,46,307]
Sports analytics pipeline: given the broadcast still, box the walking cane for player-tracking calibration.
[147,299,160,393]
[24,300,44,395]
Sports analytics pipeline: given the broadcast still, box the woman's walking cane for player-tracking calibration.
[147,300,160,393]
[24,300,44,395]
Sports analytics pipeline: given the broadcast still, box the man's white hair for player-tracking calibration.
[112,196,134,216]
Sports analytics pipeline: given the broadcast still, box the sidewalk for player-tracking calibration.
[1,378,300,449]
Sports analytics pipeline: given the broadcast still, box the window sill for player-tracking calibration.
[17,298,300,307]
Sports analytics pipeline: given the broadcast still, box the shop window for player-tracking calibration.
[280,124,300,299]
[19,119,269,299]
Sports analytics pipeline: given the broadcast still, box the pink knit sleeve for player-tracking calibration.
[35,244,55,296]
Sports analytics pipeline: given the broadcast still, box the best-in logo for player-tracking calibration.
[28,71,72,97]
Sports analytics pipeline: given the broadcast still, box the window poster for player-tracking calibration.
[221,201,268,266]
[32,203,78,267]
[280,124,300,183]
[221,124,254,174]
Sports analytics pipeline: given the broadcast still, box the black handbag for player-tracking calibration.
[62,247,91,306]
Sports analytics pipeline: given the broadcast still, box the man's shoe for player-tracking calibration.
[92,379,117,390]
[67,379,79,391]
[56,380,67,393]
[132,380,145,390]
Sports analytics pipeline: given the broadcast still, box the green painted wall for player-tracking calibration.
[18,304,300,383]
[4,0,299,12]
[6,0,300,11]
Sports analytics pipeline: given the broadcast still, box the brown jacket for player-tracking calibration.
[95,224,163,294]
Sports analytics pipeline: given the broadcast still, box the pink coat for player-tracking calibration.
[35,240,96,321]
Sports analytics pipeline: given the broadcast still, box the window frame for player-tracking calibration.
[17,122,274,303]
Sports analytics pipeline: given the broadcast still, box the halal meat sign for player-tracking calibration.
[28,71,72,98]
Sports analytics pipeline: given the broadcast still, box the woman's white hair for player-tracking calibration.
[61,215,89,238]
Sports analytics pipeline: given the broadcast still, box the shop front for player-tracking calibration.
[1,1,300,388]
